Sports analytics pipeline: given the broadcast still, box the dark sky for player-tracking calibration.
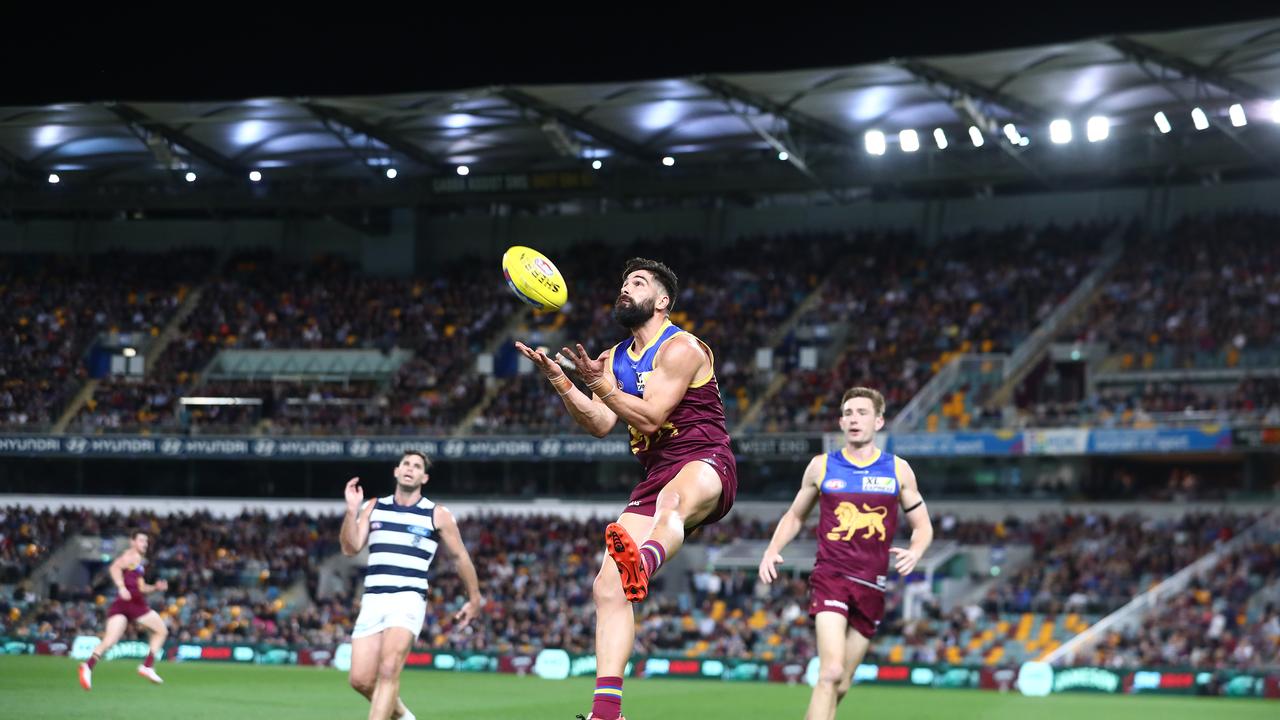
[4,9,1276,104]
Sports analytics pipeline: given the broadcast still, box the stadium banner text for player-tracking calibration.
[0,434,822,461]
[0,427,1255,460]
[888,426,1234,456]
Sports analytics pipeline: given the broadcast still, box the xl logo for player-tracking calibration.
[253,439,277,456]
[65,437,88,454]
[160,438,183,455]
[538,439,562,457]
[348,439,371,457]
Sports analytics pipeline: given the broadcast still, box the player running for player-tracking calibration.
[78,529,170,690]
[758,387,933,720]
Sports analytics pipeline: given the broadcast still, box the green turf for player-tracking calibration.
[4,656,1272,719]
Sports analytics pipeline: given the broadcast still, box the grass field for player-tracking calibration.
[5,656,1273,719]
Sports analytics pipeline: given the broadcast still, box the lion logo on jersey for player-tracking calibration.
[628,421,679,454]
[827,502,888,542]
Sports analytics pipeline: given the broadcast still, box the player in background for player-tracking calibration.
[78,529,170,690]
[758,387,933,720]
[341,450,484,720]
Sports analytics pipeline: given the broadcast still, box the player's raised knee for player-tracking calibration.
[654,491,686,531]
[593,568,626,606]
[655,490,680,513]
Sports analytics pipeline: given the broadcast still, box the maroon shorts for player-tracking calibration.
[808,569,886,638]
[624,449,737,527]
[106,598,153,622]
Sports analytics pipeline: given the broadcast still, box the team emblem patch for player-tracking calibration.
[827,502,888,542]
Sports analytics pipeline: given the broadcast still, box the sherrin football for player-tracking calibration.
[502,246,568,311]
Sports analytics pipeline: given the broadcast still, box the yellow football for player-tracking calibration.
[502,246,568,311]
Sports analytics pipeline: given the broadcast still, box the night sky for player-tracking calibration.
[2,9,1274,104]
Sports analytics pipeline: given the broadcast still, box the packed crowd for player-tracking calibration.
[19,213,1280,438]
[1059,212,1280,371]
[754,222,1112,432]
[72,252,516,435]
[1007,378,1280,429]
[0,506,77,584]
[1,251,212,431]
[976,512,1249,615]
[5,506,1267,671]
[2,509,343,646]
[1087,538,1280,670]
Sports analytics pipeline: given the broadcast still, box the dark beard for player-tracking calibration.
[396,482,418,496]
[612,296,654,329]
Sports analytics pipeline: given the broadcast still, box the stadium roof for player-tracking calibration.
[3,19,1279,211]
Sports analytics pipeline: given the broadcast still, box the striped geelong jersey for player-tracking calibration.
[363,495,438,598]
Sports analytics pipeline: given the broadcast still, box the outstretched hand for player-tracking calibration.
[559,344,610,393]
[514,342,567,381]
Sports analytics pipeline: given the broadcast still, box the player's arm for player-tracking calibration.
[434,506,484,629]
[514,342,618,437]
[891,457,933,576]
[564,335,703,435]
[136,577,169,593]
[109,550,135,600]
[758,454,824,583]
[136,560,169,593]
[340,477,377,556]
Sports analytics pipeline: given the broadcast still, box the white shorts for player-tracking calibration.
[352,592,427,639]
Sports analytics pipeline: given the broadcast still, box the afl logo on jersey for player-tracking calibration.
[822,478,847,492]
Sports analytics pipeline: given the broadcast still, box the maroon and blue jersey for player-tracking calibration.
[121,561,145,598]
[814,448,901,590]
[608,320,731,478]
